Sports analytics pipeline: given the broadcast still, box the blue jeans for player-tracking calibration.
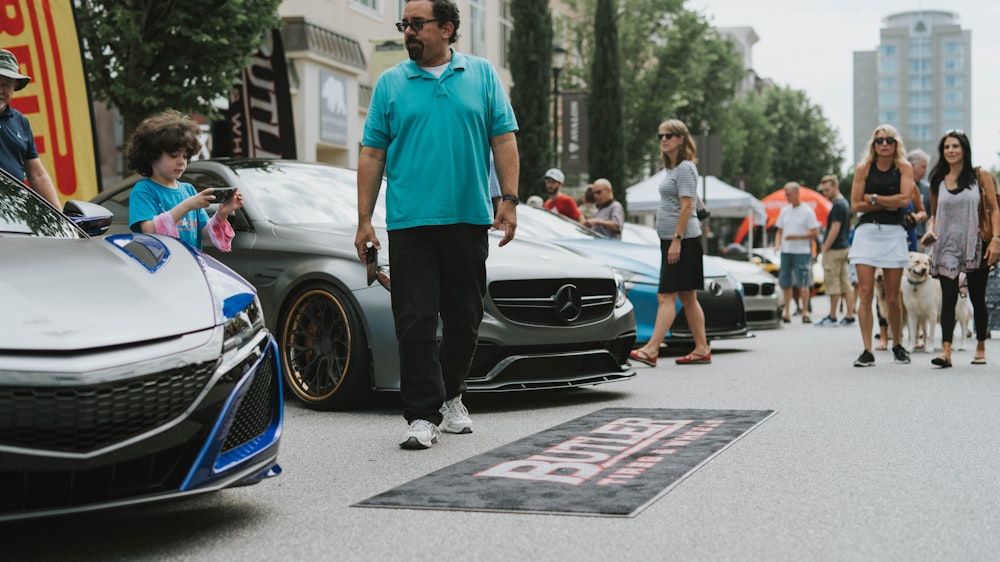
[388,224,488,424]
[779,252,812,289]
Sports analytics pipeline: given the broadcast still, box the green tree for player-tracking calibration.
[587,0,625,198]
[562,1,741,184]
[508,0,553,200]
[630,11,743,178]
[720,87,844,196]
[74,0,280,138]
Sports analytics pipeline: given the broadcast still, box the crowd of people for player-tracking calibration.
[767,126,999,369]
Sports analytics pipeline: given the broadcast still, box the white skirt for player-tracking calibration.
[848,222,909,269]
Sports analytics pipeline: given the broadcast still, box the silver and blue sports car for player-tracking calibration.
[0,170,282,522]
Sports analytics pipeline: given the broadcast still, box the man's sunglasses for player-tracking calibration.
[395,19,439,32]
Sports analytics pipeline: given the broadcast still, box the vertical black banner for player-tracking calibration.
[224,28,297,159]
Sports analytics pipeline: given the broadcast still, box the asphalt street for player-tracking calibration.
[5,295,1000,561]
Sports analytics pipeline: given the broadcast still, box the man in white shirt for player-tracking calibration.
[775,181,820,323]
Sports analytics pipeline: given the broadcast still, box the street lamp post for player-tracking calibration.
[552,44,567,168]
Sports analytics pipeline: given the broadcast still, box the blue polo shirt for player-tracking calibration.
[362,49,518,230]
[0,104,39,181]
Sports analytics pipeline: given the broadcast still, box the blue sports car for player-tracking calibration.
[517,206,748,345]
[0,170,282,522]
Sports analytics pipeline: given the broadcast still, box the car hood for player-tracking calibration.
[485,233,617,280]
[1,236,216,351]
[271,223,618,280]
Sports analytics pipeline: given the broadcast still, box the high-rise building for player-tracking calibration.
[853,11,970,164]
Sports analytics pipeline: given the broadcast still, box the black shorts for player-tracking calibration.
[658,236,704,293]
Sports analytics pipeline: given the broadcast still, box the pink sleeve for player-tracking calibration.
[152,212,179,237]
[207,213,235,252]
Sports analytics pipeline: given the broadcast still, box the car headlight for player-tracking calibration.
[613,271,628,308]
[223,295,265,352]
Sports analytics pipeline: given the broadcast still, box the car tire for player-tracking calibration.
[279,284,372,410]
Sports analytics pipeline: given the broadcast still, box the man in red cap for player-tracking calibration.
[0,48,59,207]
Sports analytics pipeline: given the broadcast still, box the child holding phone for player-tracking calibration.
[125,109,242,251]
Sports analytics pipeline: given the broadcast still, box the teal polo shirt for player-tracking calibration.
[362,49,518,231]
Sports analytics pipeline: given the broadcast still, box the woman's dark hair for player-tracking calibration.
[124,109,203,177]
[928,131,974,198]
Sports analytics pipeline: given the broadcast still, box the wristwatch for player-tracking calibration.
[870,193,878,205]
[501,194,519,205]
[673,233,683,240]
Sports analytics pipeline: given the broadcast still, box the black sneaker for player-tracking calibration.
[854,350,875,367]
[892,344,911,364]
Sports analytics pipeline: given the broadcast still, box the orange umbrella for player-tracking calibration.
[735,186,832,244]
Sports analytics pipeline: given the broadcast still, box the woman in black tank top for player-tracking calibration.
[847,124,916,367]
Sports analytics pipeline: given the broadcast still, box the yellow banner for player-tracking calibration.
[1,0,98,203]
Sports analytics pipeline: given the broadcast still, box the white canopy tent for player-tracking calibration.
[625,170,766,249]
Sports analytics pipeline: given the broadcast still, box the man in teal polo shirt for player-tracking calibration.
[355,0,519,450]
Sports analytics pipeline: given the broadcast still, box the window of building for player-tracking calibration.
[944,57,962,71]
[499,0,512,69]
[909,58,930,73]
[944,41,962,54]
[943,91,962,105]
[880,110,898,123]
[910,126,932,141]
[909,39,930,57]
[944,75,963,87]
[908,91,931,107]
[879,92,898,107]
[880,44,897,57]
[353,0,378,11]
[908,76,930,90]
[470,0,486,57]
[880,77,897,90]
[909,108,931,125]
[879,59,897,74]
[943,108,963,122]
[396,0,405,19]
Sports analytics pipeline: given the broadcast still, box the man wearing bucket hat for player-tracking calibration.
[0,48,59,208]
[542,167,583,222]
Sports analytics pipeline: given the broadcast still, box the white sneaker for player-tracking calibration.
[439,394,473,434]
[399,419,441,449]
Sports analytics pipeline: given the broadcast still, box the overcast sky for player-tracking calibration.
[686,0,1000,172]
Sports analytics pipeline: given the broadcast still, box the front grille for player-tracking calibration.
[0,441,203,513]
[221,346,279,453]
[0,361,217,453]
[489,278,616,326]
[743,282,776,298]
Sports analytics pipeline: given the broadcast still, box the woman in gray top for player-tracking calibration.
[922,130,1000,367]
[630,119,710,367]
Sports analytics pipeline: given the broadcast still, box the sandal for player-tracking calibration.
[629,348,657,367]
[972,356,987,365]
[675,351,712,365]
[931,356,952,368]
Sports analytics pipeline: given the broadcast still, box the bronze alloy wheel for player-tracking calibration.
[279,285,370,410]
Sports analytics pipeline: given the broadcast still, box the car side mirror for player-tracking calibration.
[63,200,114,236]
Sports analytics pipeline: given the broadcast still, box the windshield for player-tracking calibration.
[516,206,603,240]
[0,174,83,238]
[229,162,387,227]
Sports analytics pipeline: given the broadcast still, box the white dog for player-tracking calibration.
[954,272,974,350]
[901,252,940,353]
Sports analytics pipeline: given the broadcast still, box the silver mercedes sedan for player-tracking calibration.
[93,160,637,410]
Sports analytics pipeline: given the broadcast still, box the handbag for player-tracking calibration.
[695,196,711,220]
[975,167,999,242]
